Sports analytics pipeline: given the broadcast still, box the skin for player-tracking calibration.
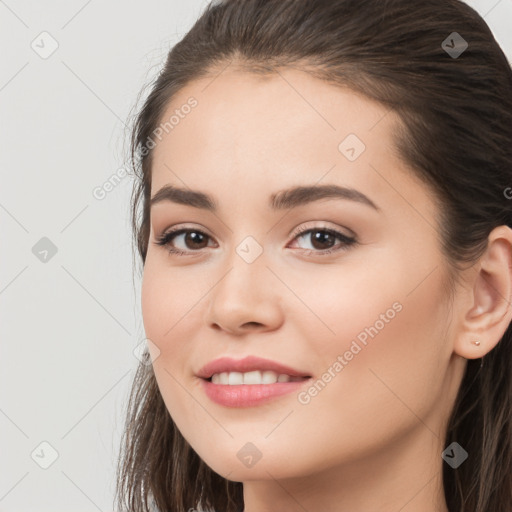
[141,65,512,512]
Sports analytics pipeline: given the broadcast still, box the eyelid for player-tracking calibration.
[290,222,356,239]
[157,223,214,240]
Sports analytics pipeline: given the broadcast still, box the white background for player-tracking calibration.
[1,1,511,510]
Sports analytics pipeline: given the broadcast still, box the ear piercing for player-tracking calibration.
[471,340,484,368]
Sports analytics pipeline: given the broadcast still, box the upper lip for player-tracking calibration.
[197,355,311,379]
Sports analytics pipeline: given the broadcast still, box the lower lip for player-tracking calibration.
[199,378,311,407]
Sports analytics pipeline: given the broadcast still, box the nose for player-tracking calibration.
[205,251,284,336]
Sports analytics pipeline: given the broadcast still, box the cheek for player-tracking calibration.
[276,254,407,359]
[287,252,450,432]
[141,260,196,349]
[141,265,166,344]
[140,265,196,433]
[140,258,206,395]
[140,262,193,410]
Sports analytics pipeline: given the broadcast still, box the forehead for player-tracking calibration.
[149,68,434,220]
[152,68,393,171]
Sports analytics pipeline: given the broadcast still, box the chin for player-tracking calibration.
[192,439,315,482]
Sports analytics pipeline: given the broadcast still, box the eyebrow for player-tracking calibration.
[150,183,380,211]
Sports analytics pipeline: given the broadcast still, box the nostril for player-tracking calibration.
[243,322,263,328]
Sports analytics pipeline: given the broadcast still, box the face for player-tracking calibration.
[141,67,462,482]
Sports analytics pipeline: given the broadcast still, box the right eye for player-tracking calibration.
[154,227,217,256]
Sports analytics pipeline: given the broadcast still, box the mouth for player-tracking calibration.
[205,370,310,385]
[197,356,313,407]
[199,373,312,408]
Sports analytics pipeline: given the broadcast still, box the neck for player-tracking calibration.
[241,425,450,512]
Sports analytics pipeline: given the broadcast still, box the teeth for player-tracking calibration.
[243,370,263,384]
[210,370,304,385]
[228,372,243,385]
[262,370,279,384]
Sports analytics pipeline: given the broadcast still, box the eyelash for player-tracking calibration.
[154,224,357,257]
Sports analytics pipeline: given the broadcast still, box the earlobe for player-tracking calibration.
[453,225,512,360]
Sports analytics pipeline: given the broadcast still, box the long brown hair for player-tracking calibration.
[114,1,512,510]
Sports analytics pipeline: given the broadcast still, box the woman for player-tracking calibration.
[115,0,512,510]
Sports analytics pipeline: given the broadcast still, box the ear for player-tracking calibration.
[453,225,512,360]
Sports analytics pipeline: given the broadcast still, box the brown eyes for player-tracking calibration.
[154,226,357,257]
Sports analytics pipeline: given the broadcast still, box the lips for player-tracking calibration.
[196,355,311,380]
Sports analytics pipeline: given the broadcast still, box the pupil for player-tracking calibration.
[312,230,334,250]
[187,232,207,248]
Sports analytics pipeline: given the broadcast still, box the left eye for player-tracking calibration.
[154,226,357,256]
[290,227,357,255]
